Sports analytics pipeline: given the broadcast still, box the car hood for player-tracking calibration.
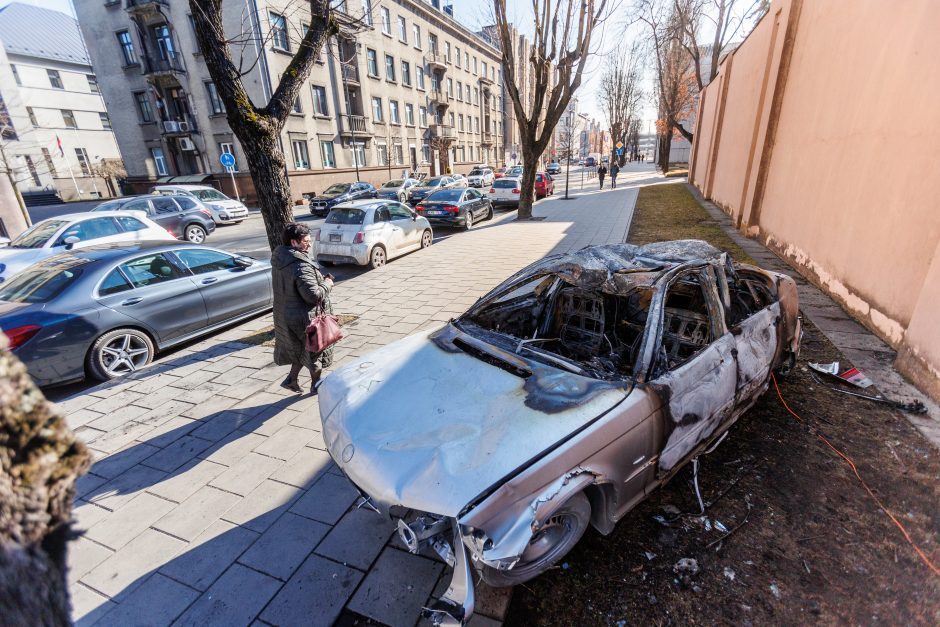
[205,199,245,209]
[319,323,628,517]
[0,248,52,280]
[312,192,347,201]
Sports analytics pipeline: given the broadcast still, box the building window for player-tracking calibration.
[41,148,57,177]
[151,147,168,176]
[416,66,425,90]
[385,54,396,81]
[133,91,154,122]
[320,140,336,167]
[405,103,414,126]
[393,144,404,165]
[397,16,407,42]
[448,111,455,126]
[219,142,237,170]
[419,106,427,127]
[413,24,421,48]
[376,142,388,166]
[26,107,38,127]
[474,116,479,133]
[270,13,289,50]
[352,142,366,167]
[21,156,40,186]
[292,139,309,169]
[389,100,400,124]
[61,110,77,129]
[456,82,462,102]
[11,64,20,85]
[87,75,99,93]
[116,30,137,65]
[482,61,487,78]
[311,85,328,115]
[458,114,464,132]
[422,143,430,163]
[464,51,469,68]
[447,78,453,97]
[75,147,90,175]
[380,7,391,35]
[205,82,225,114]
[473,57,478,74]
[99,112,112,129]
[47,70,63,89]
[361,0,373,26]
[401,61,411,87]
[366,48,378,77]
[371,97,383,122]
[445,42,451,63]
[428,33,438,54]
[291,96,303,114]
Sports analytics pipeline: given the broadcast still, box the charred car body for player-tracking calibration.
[318,240,801,624]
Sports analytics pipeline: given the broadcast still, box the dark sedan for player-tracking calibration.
[309,182,377,217]
[0,241,272,387]
[414,187,493,230]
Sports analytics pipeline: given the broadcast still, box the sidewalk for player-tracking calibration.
[59,174,644,626]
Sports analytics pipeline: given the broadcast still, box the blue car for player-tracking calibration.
[309,182,377,217]
[0,241,272,386]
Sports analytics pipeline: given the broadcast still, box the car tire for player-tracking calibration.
[480,491,591,587]
[420,229,433,249]
[486,204,493,221]
[369,245,387,269]
[86,328,155,381]
[184,224,207,243]
[464,210,474,231]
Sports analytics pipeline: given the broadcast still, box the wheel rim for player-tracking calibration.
[373,248,386,266]
[100,334,150,376]
[187,226,205,243]
[519,513,575,563]
[466,212,473,228]
[422,231,432,247]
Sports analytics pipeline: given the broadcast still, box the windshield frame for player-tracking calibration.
[8,220,67,249]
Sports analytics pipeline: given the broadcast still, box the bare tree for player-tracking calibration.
[491,0,611,219]
[188,0,362,250]
[600,41,643,166]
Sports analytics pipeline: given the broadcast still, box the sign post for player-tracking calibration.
[219,153,240,201]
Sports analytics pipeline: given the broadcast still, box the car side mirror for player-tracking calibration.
[234,256,254,268]
[412,214,417,221]
[64,236,81,250]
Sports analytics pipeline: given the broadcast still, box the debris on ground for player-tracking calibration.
[673,558,700,578]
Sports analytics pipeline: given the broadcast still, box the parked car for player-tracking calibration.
[450,174,469,188]
[407,176,455,205]
[0,241,272,386]
[535,172,555,198]
[309,182,377,217]
[493,167,509,179]
[414,187,493,230]
[487,178,521,208]
[314,200,433,270]
[585,156,596,167]
[0,212,175,283]
[317,240,802,625]
[377,178,420,203]
[506,165,524,179]
[92,194,217,243]
[152,184,249,224]
[546,162,562,175]
[466,166,495,188]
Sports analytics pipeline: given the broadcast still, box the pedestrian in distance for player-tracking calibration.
[271,223,336,394]
[597,163,608,189]
[610,162,620,189]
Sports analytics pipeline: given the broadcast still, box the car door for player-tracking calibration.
[387,202,419,251]
[371,206,399,254]
[463,188,479,217]
[170,248,271,325]
[95,252,209,343]
[150,196,185,237]
[646,270,736,472]
[53,216,126,249]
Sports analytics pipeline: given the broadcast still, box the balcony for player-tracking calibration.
[340,114,373,136]
[481,130,493,146]
[143,53,185,77]
[479,74,494,87]
[429,89,449,108]
[160,119,198,136]
[341,61,360,85]
[426,53,447,71]
[125,0,168,14]
[431,124,456,140]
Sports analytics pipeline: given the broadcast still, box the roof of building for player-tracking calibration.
[0,2,90,66]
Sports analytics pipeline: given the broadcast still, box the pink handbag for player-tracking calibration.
[305,310,345,353]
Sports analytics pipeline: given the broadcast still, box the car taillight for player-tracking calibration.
[353,232,364,244]
[416,205,426,212]
[444,204,459,213]
[3,324,40,350]
[512,188,521,194]
[312,228,321,241]
[489,188,495,193]
[199,209,212,218]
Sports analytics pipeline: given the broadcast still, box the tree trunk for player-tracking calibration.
[237,122,294,251]
[659,122,674,172]
[517,142,540,220]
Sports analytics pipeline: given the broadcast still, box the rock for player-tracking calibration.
[673,558,700,576]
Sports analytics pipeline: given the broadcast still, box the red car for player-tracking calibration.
[535,172,555,198]
[493,167,509,179]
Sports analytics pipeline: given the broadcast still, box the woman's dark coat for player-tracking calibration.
[271,245,334,369]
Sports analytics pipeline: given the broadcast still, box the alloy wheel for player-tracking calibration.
[185,225,206,243]
[421,230,432,248]
[100,333,151,376]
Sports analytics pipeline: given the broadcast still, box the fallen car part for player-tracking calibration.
[808,371,927,414]
[423,524,475,626]
[691,431,729,514]
[808,361,873,388]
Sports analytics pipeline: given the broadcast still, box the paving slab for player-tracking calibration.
[259,554,364,627]
[81,528,186,598]
[153,485,241,542]
[238,512,330,580]
[89,573,199,627]
[289,472,359,525]
[84,492,176,550]
[314,507,395,570]
[220,479,302,533]
[158,520,259,591]
[348,548,444,627]
[173,564,281,627]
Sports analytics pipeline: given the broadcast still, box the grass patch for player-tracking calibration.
[239,314,360,347]
[628,183,756,264]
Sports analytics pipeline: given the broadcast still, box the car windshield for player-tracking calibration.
[509,168,522,175]
[426,189,464,202]
[324,184,351,194]
[382,180,404,188]
[469,168,484,176]
[0,262,86,302]
[424,177,445,187]
[8,220,66,249]
[193,189,229,201]
[325,208,366,225]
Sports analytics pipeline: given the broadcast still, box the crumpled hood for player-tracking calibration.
[318,325,628,517]
[0,248,51,280]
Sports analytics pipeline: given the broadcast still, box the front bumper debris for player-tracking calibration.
[422,523,475,626]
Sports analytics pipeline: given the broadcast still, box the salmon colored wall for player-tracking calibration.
[690,0,940,401]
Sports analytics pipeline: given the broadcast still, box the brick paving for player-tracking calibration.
[60,167,648,626]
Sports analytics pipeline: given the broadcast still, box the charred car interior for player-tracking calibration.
[319,240,802,625]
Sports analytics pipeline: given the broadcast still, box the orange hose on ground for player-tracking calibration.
[771,373,940,577]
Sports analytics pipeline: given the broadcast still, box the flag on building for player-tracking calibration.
[56,135,64,158]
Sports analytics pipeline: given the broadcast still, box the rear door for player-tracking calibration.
[465,188,482,217]
[150,196,184,237]
[96,252,208,343]
[171,248,271,325]
[388,202,419,250]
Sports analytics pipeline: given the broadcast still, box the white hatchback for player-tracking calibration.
[487,177,522,208]
[314,200,433,269]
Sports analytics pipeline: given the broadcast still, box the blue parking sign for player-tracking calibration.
[616,148,624,156]
[220,152,236,168]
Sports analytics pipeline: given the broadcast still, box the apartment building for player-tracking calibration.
[73,0,505,202]
[0,2,123,214]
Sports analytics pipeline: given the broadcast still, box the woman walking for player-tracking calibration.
[272,223,335,394]
[597,163,608,189]
[610,161,620,188]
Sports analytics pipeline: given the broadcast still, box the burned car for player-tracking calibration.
[318,240,801,624]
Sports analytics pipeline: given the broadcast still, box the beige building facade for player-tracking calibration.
[73,0,505,203]
[689,0,940,401]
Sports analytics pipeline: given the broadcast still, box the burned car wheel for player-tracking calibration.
[480,491,591,587]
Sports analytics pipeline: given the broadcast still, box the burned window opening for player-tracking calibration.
[726,269,776,328]
[658,279,714,371]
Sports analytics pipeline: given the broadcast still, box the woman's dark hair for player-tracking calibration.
[282,222,311,246]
